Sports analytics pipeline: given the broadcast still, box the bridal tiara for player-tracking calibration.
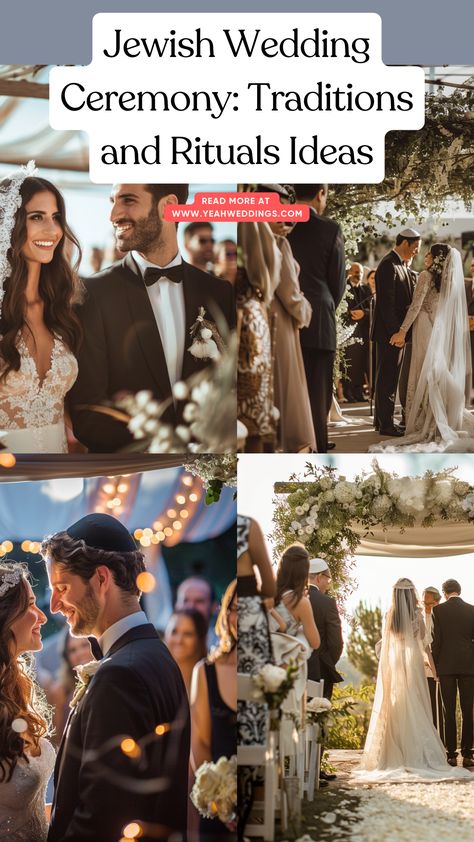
[0,565,24,597]
[0,160,38,317]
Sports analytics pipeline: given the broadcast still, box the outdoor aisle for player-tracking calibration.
[294,750,474,842]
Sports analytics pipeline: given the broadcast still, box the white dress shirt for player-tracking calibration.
[99,609,149,657]
[131,250,186,389]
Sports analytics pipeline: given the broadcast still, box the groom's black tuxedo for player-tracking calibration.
[68,254,234,452]
[432,597,474,759]
[48,624,190,842]
[307,585,344,699]
[372,250,414,430]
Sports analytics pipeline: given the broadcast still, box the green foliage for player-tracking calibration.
[347,602,383,682]
[325,683,376,750]
[329,86,474,254]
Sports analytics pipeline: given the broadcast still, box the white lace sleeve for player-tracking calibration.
[400,271,432,333]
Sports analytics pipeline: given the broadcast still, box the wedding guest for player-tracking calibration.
[214,239,238,285]
[366,268,376,296]
[164,608,208,697]
[342,262,371,403]
[422,586,444,741]
[432,579,474,768]
[88,245,104,274]
[175,575,219,648]
[307,558,343,700]
[0,166,83,453]
[288,184,346,452]
[265,202,315,451]
[274,544,320,651]
[237,221,280,452]
[45,629,92,745]
[69,184,234,452]
[184,222,216,273]
[191,580,237,842]
[371,228,421,436]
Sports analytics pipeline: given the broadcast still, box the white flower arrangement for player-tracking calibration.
[191,755,236,823]
[188,306,223,361]
[70,660,102,708]
[274,461,474,597]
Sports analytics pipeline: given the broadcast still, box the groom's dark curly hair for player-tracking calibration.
[41,532,145,596]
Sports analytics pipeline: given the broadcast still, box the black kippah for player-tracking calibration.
[66,514,136,552]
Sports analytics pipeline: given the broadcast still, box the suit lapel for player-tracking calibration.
[181,262,212,381]
[121,254,176,413]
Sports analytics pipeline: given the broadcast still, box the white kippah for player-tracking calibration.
[399,227,421,239]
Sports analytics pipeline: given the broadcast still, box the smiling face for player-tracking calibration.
[424,251,434,269]
[110,184,163,253]
[65,633,93,668]
[21,191,63,265]
[10,581,47,656]
[49,562,100,636]
[164,613,201,663]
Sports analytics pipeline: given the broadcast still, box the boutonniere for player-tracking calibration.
[188,307,224,361]
[70,660,102,709]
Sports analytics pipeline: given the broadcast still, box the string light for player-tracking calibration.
[182,475,193,487]
[180,510,189,519]
[122,822,143,839]
[136,572,156,593]
[166,509,177,519]
[163,527,173,537]
[1,541,13,553]
[189,493,198,503]
[120,738,141,759]
[134,529,143,540]
[157,531,165,541]
[173,521,182,531]
[139,536,151,548]
[118,482,129,493]
[153,521,163,531]
[155,723,170,736]
[176,495,186,505]
[103,483,115,494]
[0,453,16,469]
[12,718,28,733]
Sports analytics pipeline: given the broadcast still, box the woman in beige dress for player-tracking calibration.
[268,221,316,452]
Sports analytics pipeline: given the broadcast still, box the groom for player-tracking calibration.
[69,184,235,452]
[42,513,190,842]
[431,578,474,768]
[371,228,421,436]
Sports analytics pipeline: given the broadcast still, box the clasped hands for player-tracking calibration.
[390,330,406,348]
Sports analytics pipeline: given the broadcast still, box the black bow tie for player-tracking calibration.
[143,265,183,286]
[88,637,103,661]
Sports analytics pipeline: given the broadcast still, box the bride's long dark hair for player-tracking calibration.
[0,176,83,382]
[429,243,450,293]
[0,564,51,782]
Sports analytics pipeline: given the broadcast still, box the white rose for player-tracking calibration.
[254,664,287,693]
[290,521,301,531]
[295,506,304,516]
[302,502,310,512]
[200,327,213,340]
[305,525,313,534]
[172,381,189,400]
[135,390,152,409]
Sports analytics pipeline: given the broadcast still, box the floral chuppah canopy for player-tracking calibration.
[273,461,474,601]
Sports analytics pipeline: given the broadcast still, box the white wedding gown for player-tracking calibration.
[0,737,55,841]
[0,336,78,453]
[355,606,473,783]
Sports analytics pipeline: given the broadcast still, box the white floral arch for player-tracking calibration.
[272,462,474,599]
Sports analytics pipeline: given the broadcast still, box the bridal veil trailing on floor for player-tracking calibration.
[370,248,474,454]
[353,580,473,783]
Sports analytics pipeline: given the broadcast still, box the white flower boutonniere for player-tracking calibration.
[70,660,102,709]
[188,306,223,361]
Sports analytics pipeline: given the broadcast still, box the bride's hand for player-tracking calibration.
[390,331,405,347]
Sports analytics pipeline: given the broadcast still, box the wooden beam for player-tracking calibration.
[0,80,49,100]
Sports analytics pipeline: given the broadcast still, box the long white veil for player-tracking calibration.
[356,578,472,781]
[405,247,474,447]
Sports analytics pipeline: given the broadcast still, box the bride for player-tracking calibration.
[355,578,472,782]
[0,162,82,453]
[371,244,474,452]
[0,562,54,840]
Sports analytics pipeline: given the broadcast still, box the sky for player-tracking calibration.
[238,453,474,636]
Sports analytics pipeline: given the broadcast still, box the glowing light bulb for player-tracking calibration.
[134,529,143,540]
[103,483,115,494]
[0,454,16,468]
[136,572,156,593]
[176,495,186,505]
[173,521,182,531]
[167,509,177,519]
[189,493,198,502]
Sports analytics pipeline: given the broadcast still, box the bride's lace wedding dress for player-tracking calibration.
[355,598,472,783]
[0,336,78,453]
[0,738,55,841]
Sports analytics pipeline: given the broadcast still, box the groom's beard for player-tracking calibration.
[114,207,163,253]
[67,583,100,636]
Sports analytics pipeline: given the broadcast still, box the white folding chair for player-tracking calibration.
[237,673,276,841]
[304,679,325,800]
